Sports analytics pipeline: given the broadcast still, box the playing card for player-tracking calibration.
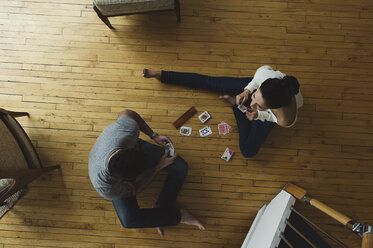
[179,126,192,136]
[221,147,234,162]
[166,142,175,156]
[218,123,227,134]
[237,105,248,113]
[199,126,212,137]
[198,111,211,123]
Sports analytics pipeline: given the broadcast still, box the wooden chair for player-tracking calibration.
[0,108,59,205]
[93,0,181,29]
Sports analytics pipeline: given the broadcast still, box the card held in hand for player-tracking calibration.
[199,126,212,137]
[198,111,211,123]
[166,142,175,156]
[221,147,234,162]
[180,126,192,136]
[237,105,248,113]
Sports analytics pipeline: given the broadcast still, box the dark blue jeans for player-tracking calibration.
[112,139,188,228]
[161,71,274,157]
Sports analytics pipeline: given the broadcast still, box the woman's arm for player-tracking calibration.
[244,65,273,92]
[247,109,277,123]
[237,65,273,106]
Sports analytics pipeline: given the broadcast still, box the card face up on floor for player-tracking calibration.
[221,147,234,162]
[198,111,211,123]
[180,126,192,136]
[199,126,212,137]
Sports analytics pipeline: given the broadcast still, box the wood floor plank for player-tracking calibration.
[0,0,372,248]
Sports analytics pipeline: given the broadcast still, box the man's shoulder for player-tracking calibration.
[116,115,138,129]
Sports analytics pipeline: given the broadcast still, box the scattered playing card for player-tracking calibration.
[180,126,192,136]
[221,147,234,162]
[218,121,231,135]
[166,142,175,156]
[199,126,212,137]
[198,111,211,123]
[237,105,248,113]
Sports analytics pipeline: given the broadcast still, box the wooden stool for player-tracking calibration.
[93,0,181,29]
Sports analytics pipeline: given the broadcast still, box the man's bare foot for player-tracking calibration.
[180,208,206,230]
[219,94,235,105]
[156,227,164,237]
[143,68,161,79]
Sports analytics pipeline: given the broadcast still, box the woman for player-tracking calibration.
[143,65,303,158]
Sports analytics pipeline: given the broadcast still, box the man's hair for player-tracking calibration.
[108,148,148,180]
[259,76,300,109]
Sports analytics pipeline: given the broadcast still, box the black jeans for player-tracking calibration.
[161,71,274,157]
[112,139,188,228]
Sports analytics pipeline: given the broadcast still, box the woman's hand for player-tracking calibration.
[236,90,250,106]
[156,150,177,171]
[245,109,258,121]
[153,135,172,148]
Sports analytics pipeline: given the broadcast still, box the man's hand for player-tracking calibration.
[156,150,177,171]
[152,135,172,148]
[236,90,250,106]
[245,108,258,121]
[132,150,177,195]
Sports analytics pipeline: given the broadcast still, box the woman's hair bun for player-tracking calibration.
[283,76,299,95]
[260,76,300,109]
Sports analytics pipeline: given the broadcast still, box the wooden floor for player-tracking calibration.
[1,0,373,247]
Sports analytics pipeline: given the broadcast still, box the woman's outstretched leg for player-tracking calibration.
[143,68,250,95]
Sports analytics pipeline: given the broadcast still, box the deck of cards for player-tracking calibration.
[180,126,192,136]
[221,147,234,162]
[218,121,231,135]
[199,126,212,137]
[166,142,175,156]
[198,111,211,123]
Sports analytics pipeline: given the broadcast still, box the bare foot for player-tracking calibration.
[156,227,164,237]
[143,68,161,79]
[219,94,236,105]
[180,208,206,230]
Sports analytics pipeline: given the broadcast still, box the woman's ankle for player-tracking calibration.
[143,68,161,79]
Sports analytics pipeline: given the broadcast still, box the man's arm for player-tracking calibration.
[118,109,171,147]
[118,109,154,138]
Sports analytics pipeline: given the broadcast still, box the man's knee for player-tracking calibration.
[240,146,259,158]
[174,157,188,177]
[119,216,137,229]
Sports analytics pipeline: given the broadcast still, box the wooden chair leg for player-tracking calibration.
[362,233,373,248]
[175,0,181,22]
[0,165,60,203]
[93,5,115,29]
[0,108,29,118]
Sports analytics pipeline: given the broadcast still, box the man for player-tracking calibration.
[89,109,205,235]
